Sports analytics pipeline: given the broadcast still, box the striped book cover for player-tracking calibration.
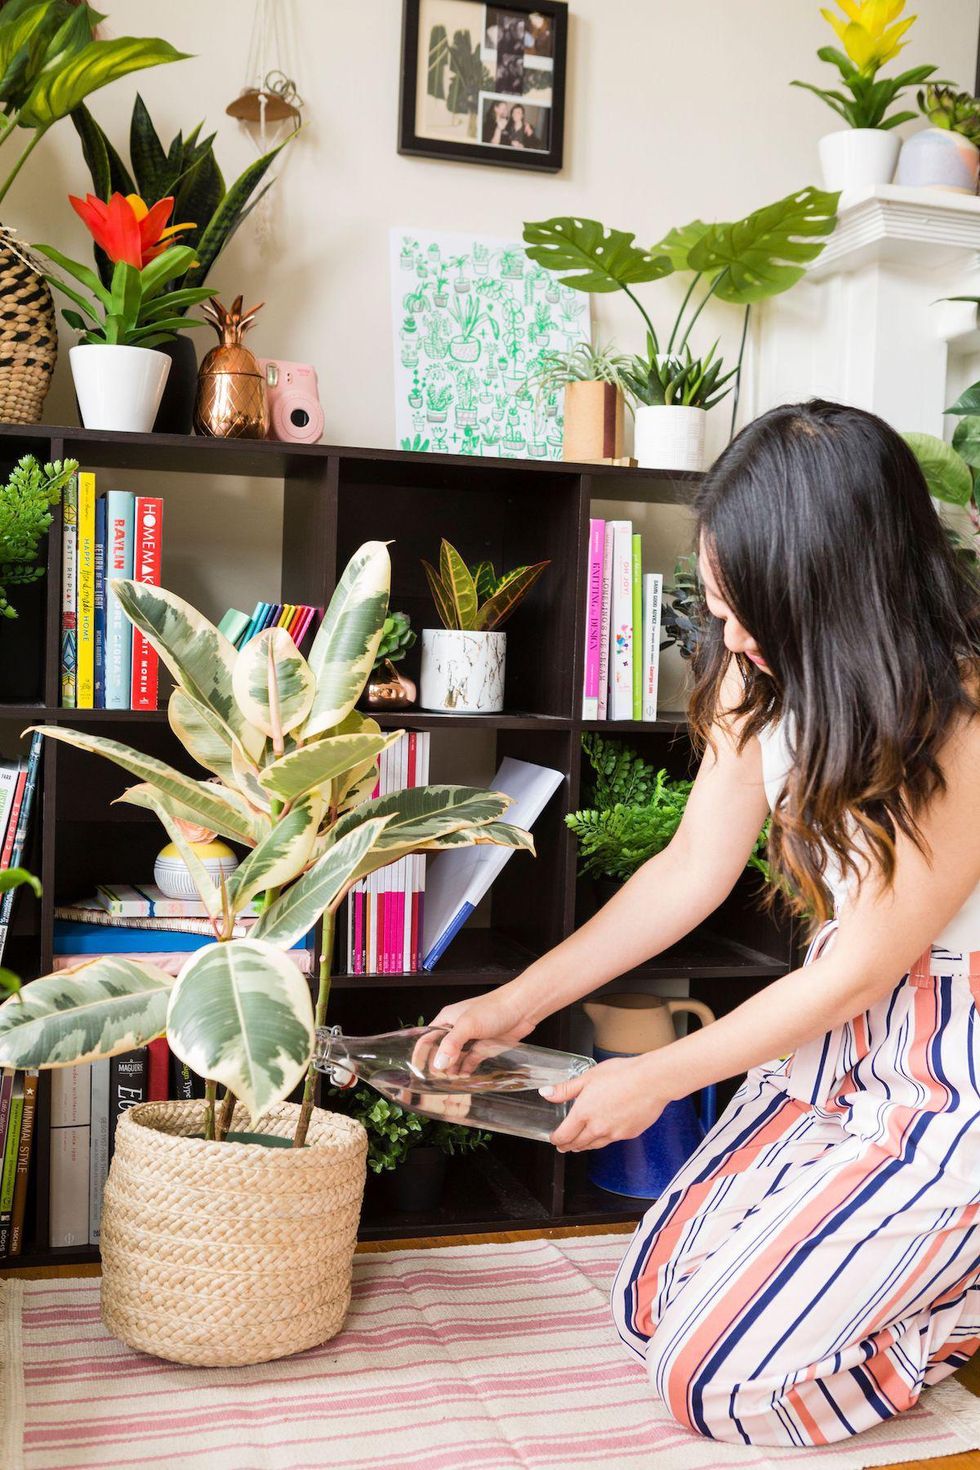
[76,472,96,709]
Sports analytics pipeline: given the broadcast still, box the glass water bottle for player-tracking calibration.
[314,1026,595,1143]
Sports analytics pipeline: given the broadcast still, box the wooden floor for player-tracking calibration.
[5,1224,979,1470]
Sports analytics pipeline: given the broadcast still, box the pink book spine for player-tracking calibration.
[402,733,416,972]
[596,522,615,720]
[353,889,363,975]
[380,745,392,974]
[582,519,605,718]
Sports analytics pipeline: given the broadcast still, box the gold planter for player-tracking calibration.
[562,380,625,463]
[194,350,269,438]
[365,658,417,709]
[99,1100,366,1367]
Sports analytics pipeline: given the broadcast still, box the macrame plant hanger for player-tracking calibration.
[225,0,303,251]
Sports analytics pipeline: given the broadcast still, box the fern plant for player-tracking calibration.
[0,457,78,618]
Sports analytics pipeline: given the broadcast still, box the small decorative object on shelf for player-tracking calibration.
[258,359,324,443]
[37,193,212,432]
[420,539,548,712]
[895,85,980,193]
[791,0,936,191]
[529,341,632,462]
[194,296,269,438]
[154,839,239,901]
[317,1026,594,1144]
[364,611,417,709]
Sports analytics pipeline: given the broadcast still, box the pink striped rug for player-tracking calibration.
[3,1233,980,1470]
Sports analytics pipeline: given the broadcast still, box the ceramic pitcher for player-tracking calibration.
[583,992,717,1199]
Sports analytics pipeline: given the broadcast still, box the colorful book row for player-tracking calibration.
[60,475,162,710]
[581,518,664,721]
[219,601,321,651]
[0,730,43,969]
[346,733,430,974]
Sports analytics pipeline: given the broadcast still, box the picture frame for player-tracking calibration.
[398,0,567,173]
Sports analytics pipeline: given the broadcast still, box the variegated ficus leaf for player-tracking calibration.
[166,938,315,1120]
[232,741,273,814]
[224,794,322,913]
[168,687,237,786]
[115,784,226,921]
[232,627,315,742]
[304,541,391,737]
[111,580,264,762]
[415,820,535,853]
[259,731,397,805]
[252,815,392,949]
[0,957,175,1070]
[28,726,263,846]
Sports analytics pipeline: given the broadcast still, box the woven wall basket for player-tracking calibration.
[0,230,57,425]
[100,1099,367,1367]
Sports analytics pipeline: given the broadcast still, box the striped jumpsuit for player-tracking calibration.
[611,719,980,1447]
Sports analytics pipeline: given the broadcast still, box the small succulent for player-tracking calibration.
[372,611,416,671]
[422,539,549,632]
[626,343,737,410]
[660,554,706,661]
[527,340,635,398]
[918,85,980,146]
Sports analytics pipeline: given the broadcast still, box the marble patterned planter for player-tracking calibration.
[419,629,506,713]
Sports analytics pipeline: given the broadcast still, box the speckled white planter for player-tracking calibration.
[634,405,706,471]
[895,127,979,194]
[419,629,506,713]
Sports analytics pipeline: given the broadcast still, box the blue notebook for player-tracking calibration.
[54,921,312,955]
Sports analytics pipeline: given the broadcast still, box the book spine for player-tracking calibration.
[147,1038,169,1101]
[104,491,135,710]
[422,900,474,970]
[93,496,106,709]
[131,497,163,710]
[76,471,96,709]
[0,767,25,872]
[609,521,634,721]
[642,573,664,722]
[171,1054,199,1101]
[109,1049,147,1160]
[597,522,614,720]
[0,732,43,964]
[88,1059,109,1245]
[60,474,78,708]
[8,1069,38,1256]
[403,733,416,973]
[0,1070,13,1235]
[582,519,605,719]
[0,1081,23,1256]
[631,533,643,722]
[49,1064,91,1248]
[0,764,18,861]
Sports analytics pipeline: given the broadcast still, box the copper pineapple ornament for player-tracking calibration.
[194,296,269,438]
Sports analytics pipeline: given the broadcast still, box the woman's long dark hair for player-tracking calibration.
[690,399,980,924]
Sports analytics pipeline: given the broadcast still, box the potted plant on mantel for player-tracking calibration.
[523,185,839,471]
[0,540,535,1367]
[791,0,936,192]
[36,192,213,432]
[420,539,549,713]
[895,86,980,194]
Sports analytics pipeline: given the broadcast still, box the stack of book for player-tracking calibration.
[0,731,44,969]
[0,1068,38,1258]
[346,734,430,974]
[61,474,164,710]
[581,518,664,722]
[219,601,322,650]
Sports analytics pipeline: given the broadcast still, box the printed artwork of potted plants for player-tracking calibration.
[420,540,548,713]
[0,541,535,1366]
[523,187,840,471]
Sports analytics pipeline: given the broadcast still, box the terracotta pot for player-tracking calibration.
[562,380,624,462]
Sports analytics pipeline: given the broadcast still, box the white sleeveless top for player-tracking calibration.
[758,719,980,953]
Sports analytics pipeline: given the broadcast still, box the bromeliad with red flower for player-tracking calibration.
[70,193,196,271]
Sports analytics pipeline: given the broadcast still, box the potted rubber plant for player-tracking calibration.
[70,94,295,430]
[419,539,548,713]
[528,341,635,462]
[0,541,534,1367]
[36,193,212,431]
[523,186,839,470]
[895,85,980,193]
[0,454,78,700]
[791,0,936,191]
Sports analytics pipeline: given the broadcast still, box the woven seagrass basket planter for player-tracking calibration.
[0,229,57,425]
[100,1099,367,1367]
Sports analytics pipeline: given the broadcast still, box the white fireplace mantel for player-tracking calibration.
[747,185,980,438]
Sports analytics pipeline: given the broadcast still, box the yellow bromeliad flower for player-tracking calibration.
[820,0,916,75]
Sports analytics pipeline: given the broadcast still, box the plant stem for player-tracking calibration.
[667,273,701,355]
[0,129,45,207]
[676,269,728,356]
[216,1087,236,1141]
[728,304,752,441]
[203,1079,217,1141]
[622,286,659,356]
[292,906,336,1147]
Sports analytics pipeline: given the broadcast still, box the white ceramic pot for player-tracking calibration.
[70,343,171,432]
[818,128,900,191]
[419,628,506,713]
[895,127,980,193]
[154,840,239,899]
[633,405,706,472]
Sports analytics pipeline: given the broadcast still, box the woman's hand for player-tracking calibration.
[544,1056,669,1152]
[427,982,537,1072]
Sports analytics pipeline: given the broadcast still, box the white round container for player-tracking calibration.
[154,843,239,900]
[419,629,506,713]
[818,127,900,192]
[70,343,171,432]
[633,405,706,472]
[895,127,980,193]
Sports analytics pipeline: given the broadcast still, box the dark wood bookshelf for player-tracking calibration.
[0,423,793,1265]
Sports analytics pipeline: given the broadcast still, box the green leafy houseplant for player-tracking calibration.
[0,0,186,205]
[372,610,416,671]
[0,542,536,1148]
[567,733,769,884]
[528,340,636,397]
[71,93,294,298]
[791,0,935,130]
[0,455,77,617]
[324,1081,490,1175]
[422,539,549,632]
[625,343,738,410]
[660,554,706,661]
[918,85,980,146]
[0,868,41,997]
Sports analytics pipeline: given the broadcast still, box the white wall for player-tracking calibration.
[7,0,978,636]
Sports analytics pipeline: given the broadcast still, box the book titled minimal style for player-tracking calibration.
[421,757,564,969]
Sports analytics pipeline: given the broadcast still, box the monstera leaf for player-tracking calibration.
[522,217,674,294]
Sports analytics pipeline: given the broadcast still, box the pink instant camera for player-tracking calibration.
[258,359,325,444]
